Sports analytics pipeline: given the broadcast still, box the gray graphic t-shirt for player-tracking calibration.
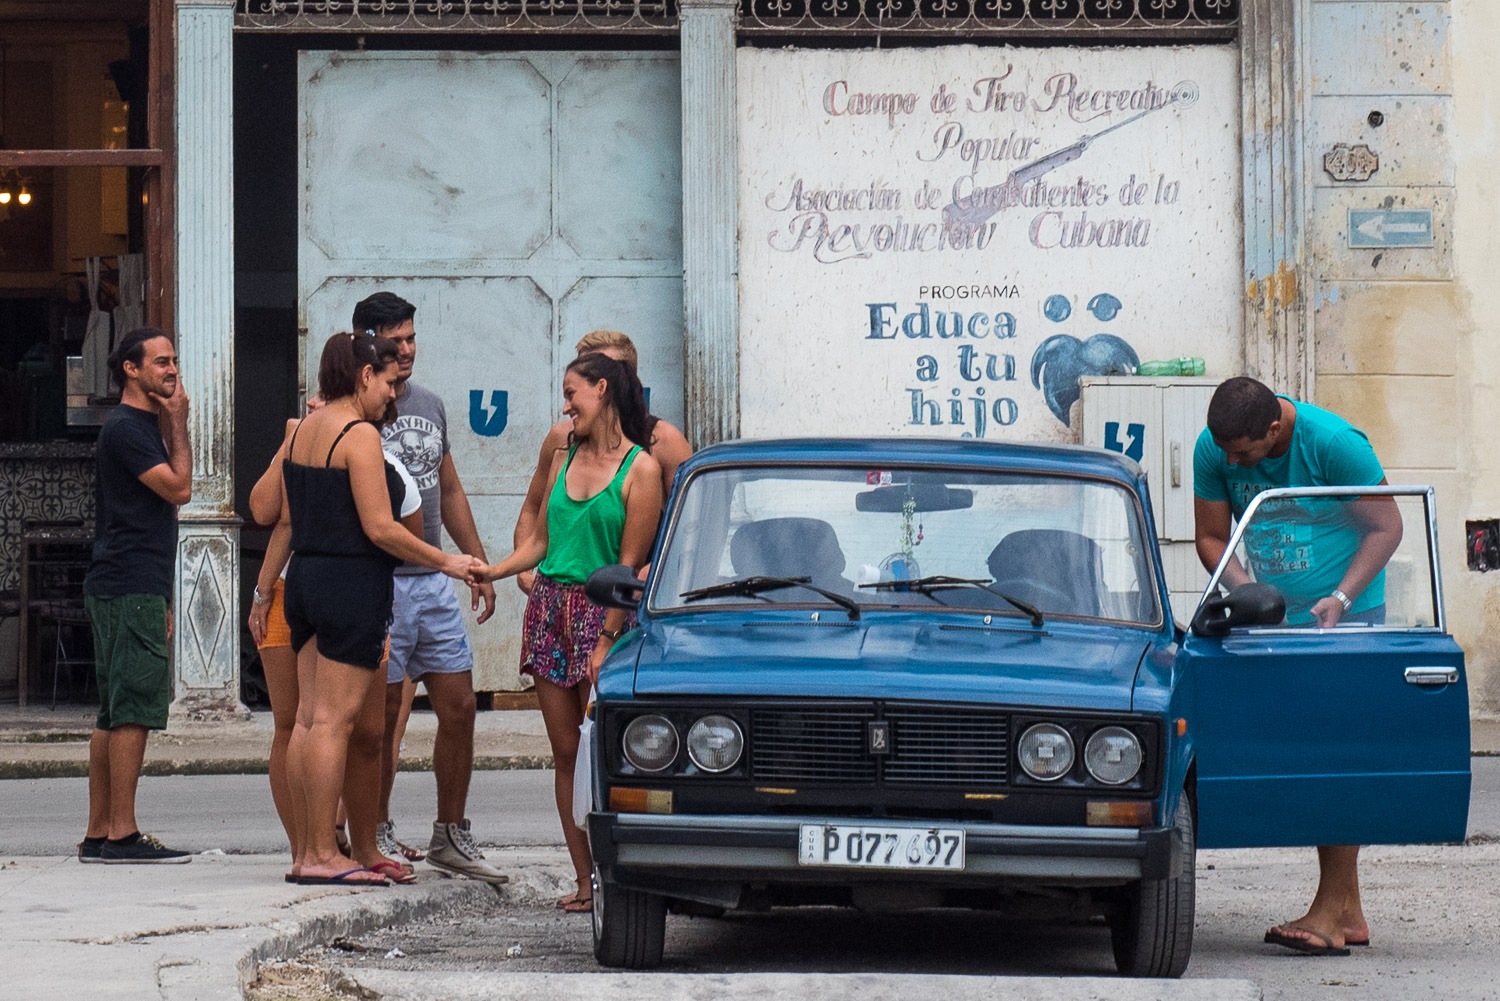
[382,380,449,574]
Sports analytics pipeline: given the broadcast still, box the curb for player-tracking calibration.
[0,754,554,781]
[233,880,498,998]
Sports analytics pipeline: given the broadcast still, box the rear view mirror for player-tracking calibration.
[856,483,975,513]
[1191,582,1286,637]
[585,564,646,611]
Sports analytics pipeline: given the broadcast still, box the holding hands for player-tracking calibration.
[442,553,487,583]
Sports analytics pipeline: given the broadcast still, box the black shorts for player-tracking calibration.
[284,553,394,671]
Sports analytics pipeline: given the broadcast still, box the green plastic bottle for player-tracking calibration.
[1135,356,1206,377]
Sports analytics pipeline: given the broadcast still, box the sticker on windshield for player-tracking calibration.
[866,471,894,486]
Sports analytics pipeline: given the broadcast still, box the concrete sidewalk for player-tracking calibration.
[0,850,576,1001]
[0,706,554,779]
[3,706,1497,780]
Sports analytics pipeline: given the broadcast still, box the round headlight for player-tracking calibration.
[1084,726,1143,785]
[622,715,678,773]
[686,715,744,773]
[1018,723,1075,781]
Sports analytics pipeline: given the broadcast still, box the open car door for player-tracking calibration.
[1181,486,1470,849]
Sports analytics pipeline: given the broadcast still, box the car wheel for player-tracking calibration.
[591,865,667,969]
[1110,789,1195,978]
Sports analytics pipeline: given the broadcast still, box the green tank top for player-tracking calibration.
[537,444,642,585]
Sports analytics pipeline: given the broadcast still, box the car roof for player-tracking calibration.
[679,437,1147,488]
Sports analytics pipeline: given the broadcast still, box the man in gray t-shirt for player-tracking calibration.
[354,292,508,886]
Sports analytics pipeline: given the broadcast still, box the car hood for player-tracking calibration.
[629,615,1151,711]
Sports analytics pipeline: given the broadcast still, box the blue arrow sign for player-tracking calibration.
[1348,209,1434,249]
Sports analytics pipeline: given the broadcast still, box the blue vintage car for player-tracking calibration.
[582,438,1470,976]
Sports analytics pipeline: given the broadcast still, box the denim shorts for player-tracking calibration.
[386,572,474,683]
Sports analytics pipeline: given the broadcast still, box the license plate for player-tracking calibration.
[797,824,966,870]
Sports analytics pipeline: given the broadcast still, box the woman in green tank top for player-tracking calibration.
[475,353,662,911]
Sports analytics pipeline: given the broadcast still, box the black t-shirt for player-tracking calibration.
[84,404,179,598]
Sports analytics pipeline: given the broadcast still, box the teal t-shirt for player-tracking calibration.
[1193,398,1386,624]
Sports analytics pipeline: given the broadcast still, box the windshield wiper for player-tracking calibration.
[680,575,861,620]
[858,576,1044,626]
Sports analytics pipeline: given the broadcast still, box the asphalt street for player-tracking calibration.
[0,768,561,856]
[2,760,1495,855]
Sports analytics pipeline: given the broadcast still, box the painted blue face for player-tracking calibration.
[1030,291,1137,425]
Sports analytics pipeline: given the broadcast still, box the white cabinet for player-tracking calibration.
[1077,377,1218,622]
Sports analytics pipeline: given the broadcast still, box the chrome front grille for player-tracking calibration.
[749,706,877,782]
[884,706,1008,785]
[748,703,1008,786]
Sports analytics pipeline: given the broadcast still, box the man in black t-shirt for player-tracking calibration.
[78,327,194,865]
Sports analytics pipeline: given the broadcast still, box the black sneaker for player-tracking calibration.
[100,832,191,864]
[78,836,106,863]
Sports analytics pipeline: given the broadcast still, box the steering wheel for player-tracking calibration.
[990,578,1074,613]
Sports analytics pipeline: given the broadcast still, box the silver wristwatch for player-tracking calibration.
[252,584,273,607]
[1330,588,1353,613]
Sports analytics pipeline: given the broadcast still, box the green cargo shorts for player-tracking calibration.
[86,593,172,731]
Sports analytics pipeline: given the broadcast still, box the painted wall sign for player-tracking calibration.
[1348,208,1434,248]
[469,389,509,437]
[737,45,1242,443]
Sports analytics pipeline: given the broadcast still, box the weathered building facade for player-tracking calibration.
[12,0,1486,714]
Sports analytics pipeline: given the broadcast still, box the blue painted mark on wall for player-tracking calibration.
[1087,293,1122,322]
[469,390,509,437]
[1043,294,1072,323]
[1104,421,1146,462]
[1029,334,1140,425]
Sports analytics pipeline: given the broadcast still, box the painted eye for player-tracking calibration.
[1088,293,1123,322]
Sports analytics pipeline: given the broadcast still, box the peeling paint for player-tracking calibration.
[1248,261,1299,323]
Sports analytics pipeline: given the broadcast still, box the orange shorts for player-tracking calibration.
[257,579,292,649]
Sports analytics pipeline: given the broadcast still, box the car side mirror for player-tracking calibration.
[585,564,646,611]
[1191,582,1286,637]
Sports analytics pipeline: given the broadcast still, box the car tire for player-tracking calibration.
[1110,789,1195,978]
[591,865,667,969]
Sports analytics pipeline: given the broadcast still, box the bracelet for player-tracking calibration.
[1330,588,1353,613]
[252,584,273,607]
[599,627,624,642]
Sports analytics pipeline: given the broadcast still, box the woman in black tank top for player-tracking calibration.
[281,332,481,887]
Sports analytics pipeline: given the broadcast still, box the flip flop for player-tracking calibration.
[284,873,297,884]
[561,894,593,914]
[1263,927,1351,956]
[296,868,388,887]
[369,860,417,885]
[396,840,426,863]
[1346,938,1370,947]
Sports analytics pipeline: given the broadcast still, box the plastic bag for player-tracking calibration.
[572,689,596,831]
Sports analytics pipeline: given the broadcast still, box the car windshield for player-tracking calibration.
[651,465,1160,625]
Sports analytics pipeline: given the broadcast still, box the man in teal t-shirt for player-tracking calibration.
[1192,376,1403,959]
[1193,377,1398,627]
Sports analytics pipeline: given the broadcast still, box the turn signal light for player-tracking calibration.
[1086,800,1154,827]
[609,787,674,815]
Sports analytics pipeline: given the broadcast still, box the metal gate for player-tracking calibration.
[299,50,683,689]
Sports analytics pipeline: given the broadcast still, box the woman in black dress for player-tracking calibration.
[282,332,479,886]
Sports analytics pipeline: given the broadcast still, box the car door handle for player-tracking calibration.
[1405,666,1459,686]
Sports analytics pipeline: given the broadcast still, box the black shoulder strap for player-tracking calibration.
[287,419,304,458]
[326,420,364,467]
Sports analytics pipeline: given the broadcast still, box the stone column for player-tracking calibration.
[171,0,246,723]
[1241,0,1313,400]
[679,0,740,449]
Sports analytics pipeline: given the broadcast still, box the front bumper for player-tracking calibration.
[588,812,1173,901]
